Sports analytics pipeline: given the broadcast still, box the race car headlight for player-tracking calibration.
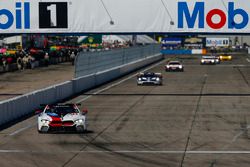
[179,65,182,69]
[166,65,170,68]
[138,78,141,81]
[75,119,84,124]
[220,56,223,59]
[156,78,160,81]
[201,60,204,63]
[211,60,214,63]
[41,119,50,124]
[229,56,232,59]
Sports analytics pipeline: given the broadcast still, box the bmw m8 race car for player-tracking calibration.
[137,72,163,85]
[165,61,184,72]
[37,103,88,133]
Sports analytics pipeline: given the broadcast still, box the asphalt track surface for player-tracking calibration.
[0,62,74,101]
[0,54,250,167]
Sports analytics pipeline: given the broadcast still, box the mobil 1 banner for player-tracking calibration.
[206,38,230,47]
[39,2,68,29]
[1,0,250,33]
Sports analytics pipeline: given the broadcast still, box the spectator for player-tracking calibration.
[17,56,23,70]
[22,54,29,69]
[28,54,35,69]
[70,51,75,65]
[2,55,7,72]
[44,52,50,66]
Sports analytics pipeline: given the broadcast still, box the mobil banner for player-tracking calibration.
[0,0,249,34]
[206,38,230,47]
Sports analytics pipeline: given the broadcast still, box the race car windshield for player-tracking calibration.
[203,57,214,59]
[169,62,180,65]
[143,73,156,77]
[45,106,79,115]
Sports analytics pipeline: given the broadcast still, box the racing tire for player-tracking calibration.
[38,130,46,134]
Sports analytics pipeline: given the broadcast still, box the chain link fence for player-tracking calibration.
[75,44,160,78]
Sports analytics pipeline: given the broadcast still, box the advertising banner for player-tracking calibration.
[206,38,230,47]
[184,38,205,48]
[161,38,182,47]
[0,0,250,33]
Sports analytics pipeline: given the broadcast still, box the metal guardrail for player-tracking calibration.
[75,44,160,78]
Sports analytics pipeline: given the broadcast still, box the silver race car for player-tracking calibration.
[37,104,88,133]
[137,72,163,85]
[200,56,219,65]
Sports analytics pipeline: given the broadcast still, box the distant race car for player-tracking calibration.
[200,56,219,65]
[137,72,163,85]
[37,103,88,133]
[165,61,184,72]
[219,53,232,61]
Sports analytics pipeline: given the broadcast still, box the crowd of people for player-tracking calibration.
[0,40,135,73]
[81,40,133,52]
[0,48,79,73]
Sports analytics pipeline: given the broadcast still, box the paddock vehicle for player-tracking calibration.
[37,104,88,133]
[165,61,184,72]
[137,72,162,85]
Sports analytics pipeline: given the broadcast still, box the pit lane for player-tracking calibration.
[0,54,250,167]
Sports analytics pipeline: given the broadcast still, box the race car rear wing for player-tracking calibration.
[155,73,163,78]
[40,103,81,107]
[137,72,162,78]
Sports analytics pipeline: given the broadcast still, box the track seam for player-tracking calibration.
[82,93,250,97]
[180,75,207,167]
[61,87,157,167]
[236,67,249,87]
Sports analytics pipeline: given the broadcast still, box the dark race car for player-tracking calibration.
[137,72,163,85]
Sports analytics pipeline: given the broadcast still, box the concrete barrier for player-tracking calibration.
[72,74,96,94]
[0,53,162,126]
[95,68,121,86]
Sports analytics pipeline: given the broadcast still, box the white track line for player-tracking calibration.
[9,124,35,136]
[246,58,250,63]
[76,60,165,103]
[2,150,250,154]
[185,64,248,67]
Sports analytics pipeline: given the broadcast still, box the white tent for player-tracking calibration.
[102,35,157,44]
[77,36,88,43]
[102,35,126,43]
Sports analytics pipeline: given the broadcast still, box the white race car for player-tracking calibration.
[37,104,88,133]
[165,61,184,72]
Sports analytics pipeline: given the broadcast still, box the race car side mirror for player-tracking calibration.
[82,109,88,115]
[35,109,43,114]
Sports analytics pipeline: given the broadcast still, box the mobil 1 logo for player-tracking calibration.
[39,2,68,28]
